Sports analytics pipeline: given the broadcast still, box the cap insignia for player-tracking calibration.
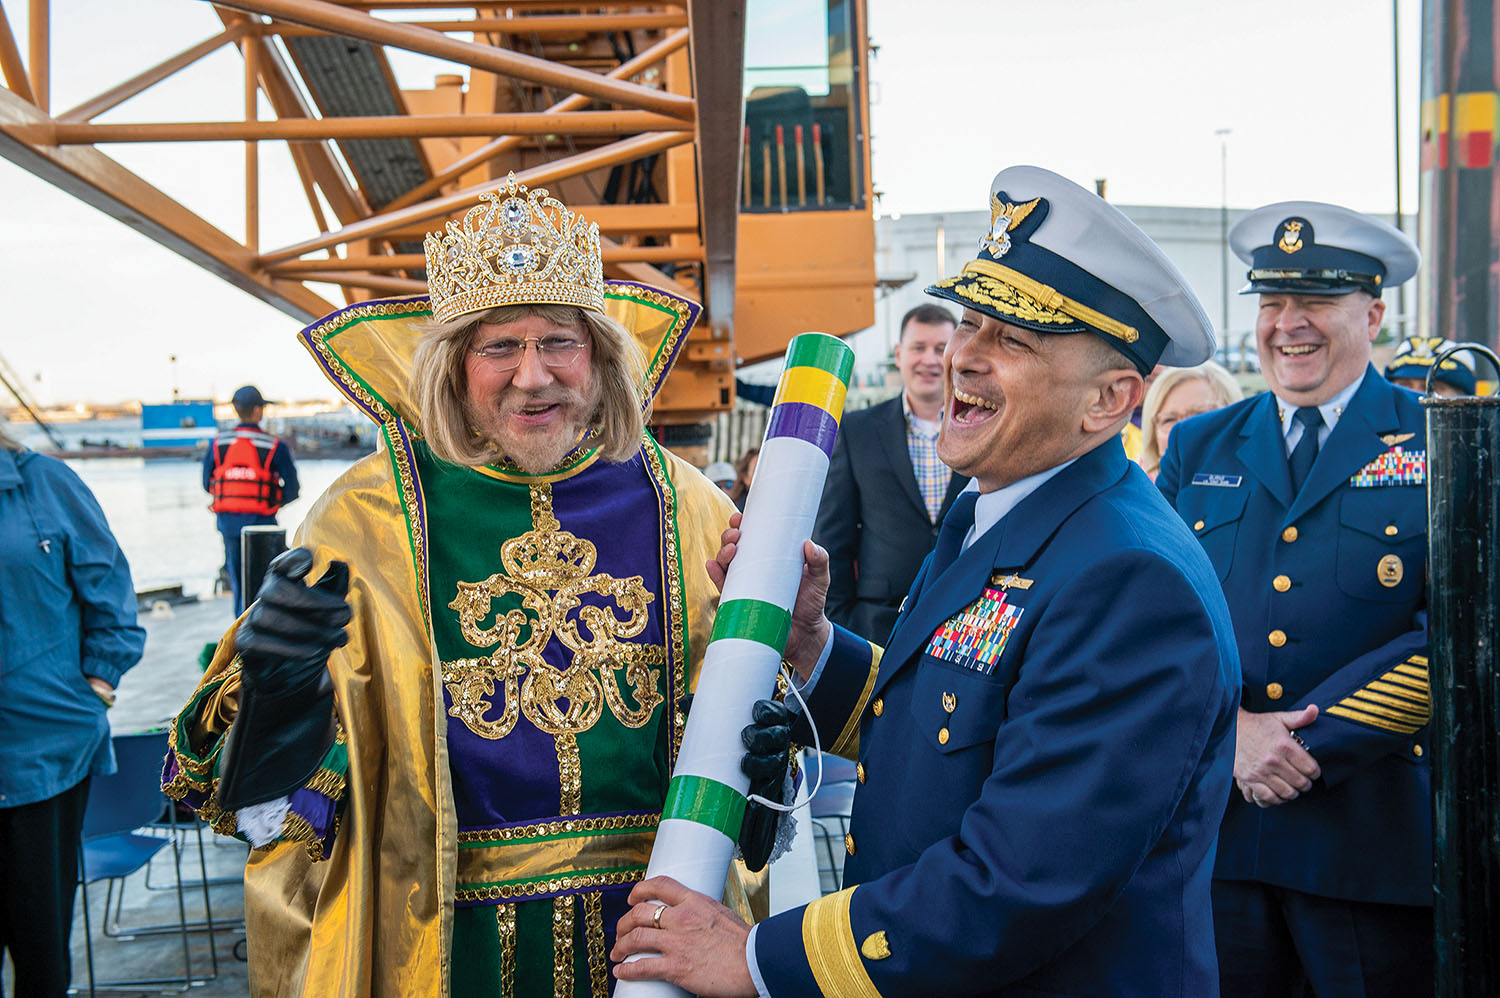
[1277,219,1305,254]
[982,194,1043,258]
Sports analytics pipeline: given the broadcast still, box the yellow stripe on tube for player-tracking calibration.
[771,365,848,417]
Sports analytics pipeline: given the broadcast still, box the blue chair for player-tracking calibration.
[76,731,216,995]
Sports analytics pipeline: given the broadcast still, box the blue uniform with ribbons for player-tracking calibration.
[1157,368,1431,906]
[754,439,1240,997]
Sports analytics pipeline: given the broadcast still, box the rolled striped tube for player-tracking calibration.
[616,333,854,997]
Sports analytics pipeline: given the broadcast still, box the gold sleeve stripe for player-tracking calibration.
[1325,705,1423,735]
[1365,680,1431,705]
[829,643,884,759]
[802,887,883,998]
[1343,694,1429,725]
[1328,657,1433,734]
[1377,672,1429,693]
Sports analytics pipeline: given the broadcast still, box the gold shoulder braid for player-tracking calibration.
[441,483,666,739]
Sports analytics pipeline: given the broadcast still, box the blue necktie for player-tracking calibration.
[930,490,979,576]
[1288,406,1324,494]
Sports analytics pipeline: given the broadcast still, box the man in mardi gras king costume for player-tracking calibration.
[162,176,792,996]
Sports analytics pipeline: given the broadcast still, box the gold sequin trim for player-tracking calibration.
[453,868,644,903]
[583,892,609,998]
[553,895,576,998]
[557,733,582,816]
[641,435,689,765]
[385,421,432,628]
[281,811,318,844]
[458,812,658,844]
[305,765,345,799]
[497,903,517,998]
[619,284,695,399]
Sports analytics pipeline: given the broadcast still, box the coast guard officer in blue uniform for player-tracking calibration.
[1158,202,1433,996]
[613,166,1241,997]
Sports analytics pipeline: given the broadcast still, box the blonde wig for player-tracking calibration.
[1138,360,1244,474]
[410,303,647,468]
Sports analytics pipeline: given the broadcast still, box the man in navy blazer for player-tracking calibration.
[816,303,969,643]
[1159,202,1433,996]
[613,166,1241,997]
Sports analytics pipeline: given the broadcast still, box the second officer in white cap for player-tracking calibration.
[1159,202,1433,996]
[613,166,1241,997]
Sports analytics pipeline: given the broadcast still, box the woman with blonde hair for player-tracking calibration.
[1138,361,1243,480]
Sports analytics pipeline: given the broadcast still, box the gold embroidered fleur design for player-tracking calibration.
[441,484,665,739]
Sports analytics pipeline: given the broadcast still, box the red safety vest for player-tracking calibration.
[209,428,285,516]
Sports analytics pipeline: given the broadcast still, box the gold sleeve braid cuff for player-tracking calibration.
[801,887,883,998]
[1324,654,1431,735]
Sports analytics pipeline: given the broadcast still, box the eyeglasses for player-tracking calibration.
[470,333,589,371]
[1157,406,1217,430]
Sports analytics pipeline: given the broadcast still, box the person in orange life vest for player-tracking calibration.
[202,385,299,615]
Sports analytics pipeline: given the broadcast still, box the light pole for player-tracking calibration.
[1215,128,1232,363]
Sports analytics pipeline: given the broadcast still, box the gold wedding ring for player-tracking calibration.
[652,903,668,929]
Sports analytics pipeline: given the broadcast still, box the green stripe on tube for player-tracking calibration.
[710,598,792,651]
[785,333,855,385]
[661,774,747,838]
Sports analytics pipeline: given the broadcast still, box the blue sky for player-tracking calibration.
[1,0,1422,405]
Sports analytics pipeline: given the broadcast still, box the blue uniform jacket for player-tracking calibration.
[757,439,1240,997]
[0,448,145,808]
[1157,367,1430,907]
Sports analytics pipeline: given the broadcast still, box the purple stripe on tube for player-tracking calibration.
[765,401,839,458]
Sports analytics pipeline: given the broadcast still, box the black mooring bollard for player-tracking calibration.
[240,525,287,607]
[1425,344,1500,997]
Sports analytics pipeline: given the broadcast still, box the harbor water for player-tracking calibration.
[65,455,360,598]
[6,417,367,596]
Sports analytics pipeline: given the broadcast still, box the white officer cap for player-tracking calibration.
[927,165,1215,372]
[1230,201,1419,296]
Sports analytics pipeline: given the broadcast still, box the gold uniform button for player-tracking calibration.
[1266,682,1284,700]
[856,762,866,784]
[1273,574,1291,592]
[1194,520,1205,531]
[1413,744,1424,757]
[1269,629,1287,647]
[844,833,856,856]
[938,727,951,745]
[1385,525,1399,537]
[1282,526,1299,543]
[871,698,884,717]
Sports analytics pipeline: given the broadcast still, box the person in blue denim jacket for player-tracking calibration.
[0,426,146,998]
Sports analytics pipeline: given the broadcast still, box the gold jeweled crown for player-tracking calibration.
[423,172,605,323]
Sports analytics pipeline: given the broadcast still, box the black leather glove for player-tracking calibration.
[737,698,793,872]
[216,549,352,811]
